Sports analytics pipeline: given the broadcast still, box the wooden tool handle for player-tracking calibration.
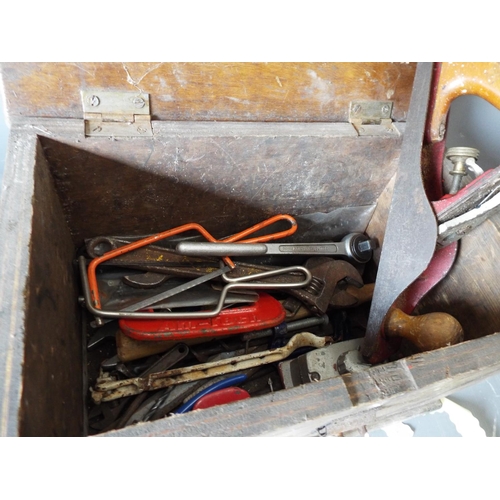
[345,283,375,305]
[384,308,464,352]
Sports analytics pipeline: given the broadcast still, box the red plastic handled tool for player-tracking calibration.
[118,292,286,341]
[192,387,250,410]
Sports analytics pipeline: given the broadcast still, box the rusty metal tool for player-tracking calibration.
[91,332,332,403]
[109,343,190,429]
[241,314,329,343]
[79,256,312,320]
[90,343,190,431]
[437,188,500,246]
[86,214,298,312]
[362,62,437,362]
[287,257,364,315]
[98,277,258,311]
[87,321,118,349]
[141,351,275,422]
[116,267,231,312]
[176,232,377,264]
[279,338,365,388]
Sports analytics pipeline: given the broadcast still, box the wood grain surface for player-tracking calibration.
[430,62,500,142]
[0,62,416,122]
[3,62,500,436]
[101,332,500,437]
[21,119,403,246]
[20,141,83,436]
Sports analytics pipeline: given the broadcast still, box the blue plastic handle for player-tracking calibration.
[174,373,248,414]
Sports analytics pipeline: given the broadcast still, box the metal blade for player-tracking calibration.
[120,266,231,312]
[362,62,437,361]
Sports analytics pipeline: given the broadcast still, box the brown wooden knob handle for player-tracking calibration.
[384,308,464,352]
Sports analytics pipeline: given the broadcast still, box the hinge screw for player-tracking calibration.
[92,126,103,133]
[88,95,100,107]
[381,104,390,116]
[132,97,146,109]
[352,104,361,115]
[137,126,147,134]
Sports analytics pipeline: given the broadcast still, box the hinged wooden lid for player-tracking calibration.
[0,62,416,123]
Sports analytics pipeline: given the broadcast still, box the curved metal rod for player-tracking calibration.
[87,215,297,309]
[79,256,311,320]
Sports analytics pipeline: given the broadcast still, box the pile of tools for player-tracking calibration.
[76,63,500,435]
[78,214,390,433]
[78,211,468,433]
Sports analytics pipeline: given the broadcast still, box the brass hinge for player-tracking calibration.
[349,100,400,136]
[81,90,153,137]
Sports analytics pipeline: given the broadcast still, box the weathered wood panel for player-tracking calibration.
[0,62,416,123]
[101,332,500,437]
[0,131,84,437]
[13,119,403,246]
[20,140,83,437]
[0,130,38,436]
[430,62,500,142]
[416,216,500,340]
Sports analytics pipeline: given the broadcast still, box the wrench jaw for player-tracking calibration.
[289,257,365,315]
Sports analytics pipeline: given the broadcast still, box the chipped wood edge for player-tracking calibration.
[99,332,500,437]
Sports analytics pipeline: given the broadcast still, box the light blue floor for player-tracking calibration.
[1,83,500,437]
[0,91,8,180]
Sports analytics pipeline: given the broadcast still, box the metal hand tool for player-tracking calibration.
[396,164,500,318]
[117,267,231,312]
[176,232,377,264]
[86,214,298,311]
[238,365,283,396]
[110,343,190,429]
[88,398,132,432]
[432,162,500,245]
[79,256,312,320]
[121,272,170,289]
[122,353,269,424]
[362,62,437,362]
[240,314,329,343]
[118,292,286,342]
[446,147,481,195]
[87,321,118,349]
[86,236,210,262]
[437,188,500,246]
[279,338,364,389]
[90,344,189,432]
[91,332,332,403]
[287,257,364,315]
[101,355,120,370]
[98,277,258,312]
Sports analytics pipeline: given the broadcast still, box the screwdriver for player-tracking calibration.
[176,233,377,264]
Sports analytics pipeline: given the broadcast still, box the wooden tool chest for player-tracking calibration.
[2,62,500,437]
